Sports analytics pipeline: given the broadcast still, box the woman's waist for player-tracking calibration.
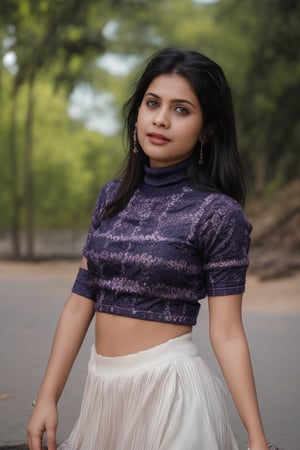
[95,311,192,357]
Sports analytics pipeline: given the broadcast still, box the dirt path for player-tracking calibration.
[243,271,300,313]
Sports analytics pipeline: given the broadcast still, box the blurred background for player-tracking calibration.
[0,0,299,275]
[0,1,300,448]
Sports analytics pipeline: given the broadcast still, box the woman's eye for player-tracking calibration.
[175,106,189,115]
[146,100,158,108]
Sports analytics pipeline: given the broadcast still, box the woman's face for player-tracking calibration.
[137,73,204,168]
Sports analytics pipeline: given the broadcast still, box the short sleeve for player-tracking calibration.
[71,182,112,301]
[71,268,97,301]
[201,196,252,297]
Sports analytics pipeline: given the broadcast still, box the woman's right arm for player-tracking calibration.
[27,276,95,450]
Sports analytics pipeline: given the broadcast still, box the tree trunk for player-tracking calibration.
[24,75,35,260]
[9,87,22,258]
[254,151,267,195]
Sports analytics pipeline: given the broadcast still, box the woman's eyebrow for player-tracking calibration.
[145,92,196,108]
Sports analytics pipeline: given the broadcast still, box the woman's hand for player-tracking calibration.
[27,399,58,450]
[26,289,95,450]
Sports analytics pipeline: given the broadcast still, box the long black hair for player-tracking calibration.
[103,47,247,219]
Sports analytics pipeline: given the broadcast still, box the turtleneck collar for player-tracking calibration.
[144,159,189,187]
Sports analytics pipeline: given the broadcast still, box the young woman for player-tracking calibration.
[27,48,270,450]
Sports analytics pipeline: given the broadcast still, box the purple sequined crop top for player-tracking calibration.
[72,159,252,326]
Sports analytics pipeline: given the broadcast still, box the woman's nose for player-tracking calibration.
[153,109,170,128]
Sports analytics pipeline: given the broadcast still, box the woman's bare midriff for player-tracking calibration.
[95,311,192,357]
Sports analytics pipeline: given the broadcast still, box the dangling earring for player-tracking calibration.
[132,122,138,154]
[199,141,204,165]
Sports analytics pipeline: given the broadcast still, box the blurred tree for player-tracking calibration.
[0,1,117,256]
[4,0,106,258]
[216,0,300,194]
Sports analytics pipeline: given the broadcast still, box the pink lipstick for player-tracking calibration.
[147,132,170,145]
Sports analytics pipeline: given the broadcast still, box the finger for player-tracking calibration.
[27,426,42,450]
[47,426,57,450]
[27,434,32,450]
[29,433,42,450]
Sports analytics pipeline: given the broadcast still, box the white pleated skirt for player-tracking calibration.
[58,333,239,450]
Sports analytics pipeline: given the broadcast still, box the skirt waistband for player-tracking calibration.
[90,332,197,375]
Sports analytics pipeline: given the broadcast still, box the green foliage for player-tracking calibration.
[0,74,122,229]
[217,0,300,193]
[32,81,119,228]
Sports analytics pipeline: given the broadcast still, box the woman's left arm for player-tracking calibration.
[208,294,268,450]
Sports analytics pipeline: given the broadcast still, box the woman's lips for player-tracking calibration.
[147,132,171,145]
